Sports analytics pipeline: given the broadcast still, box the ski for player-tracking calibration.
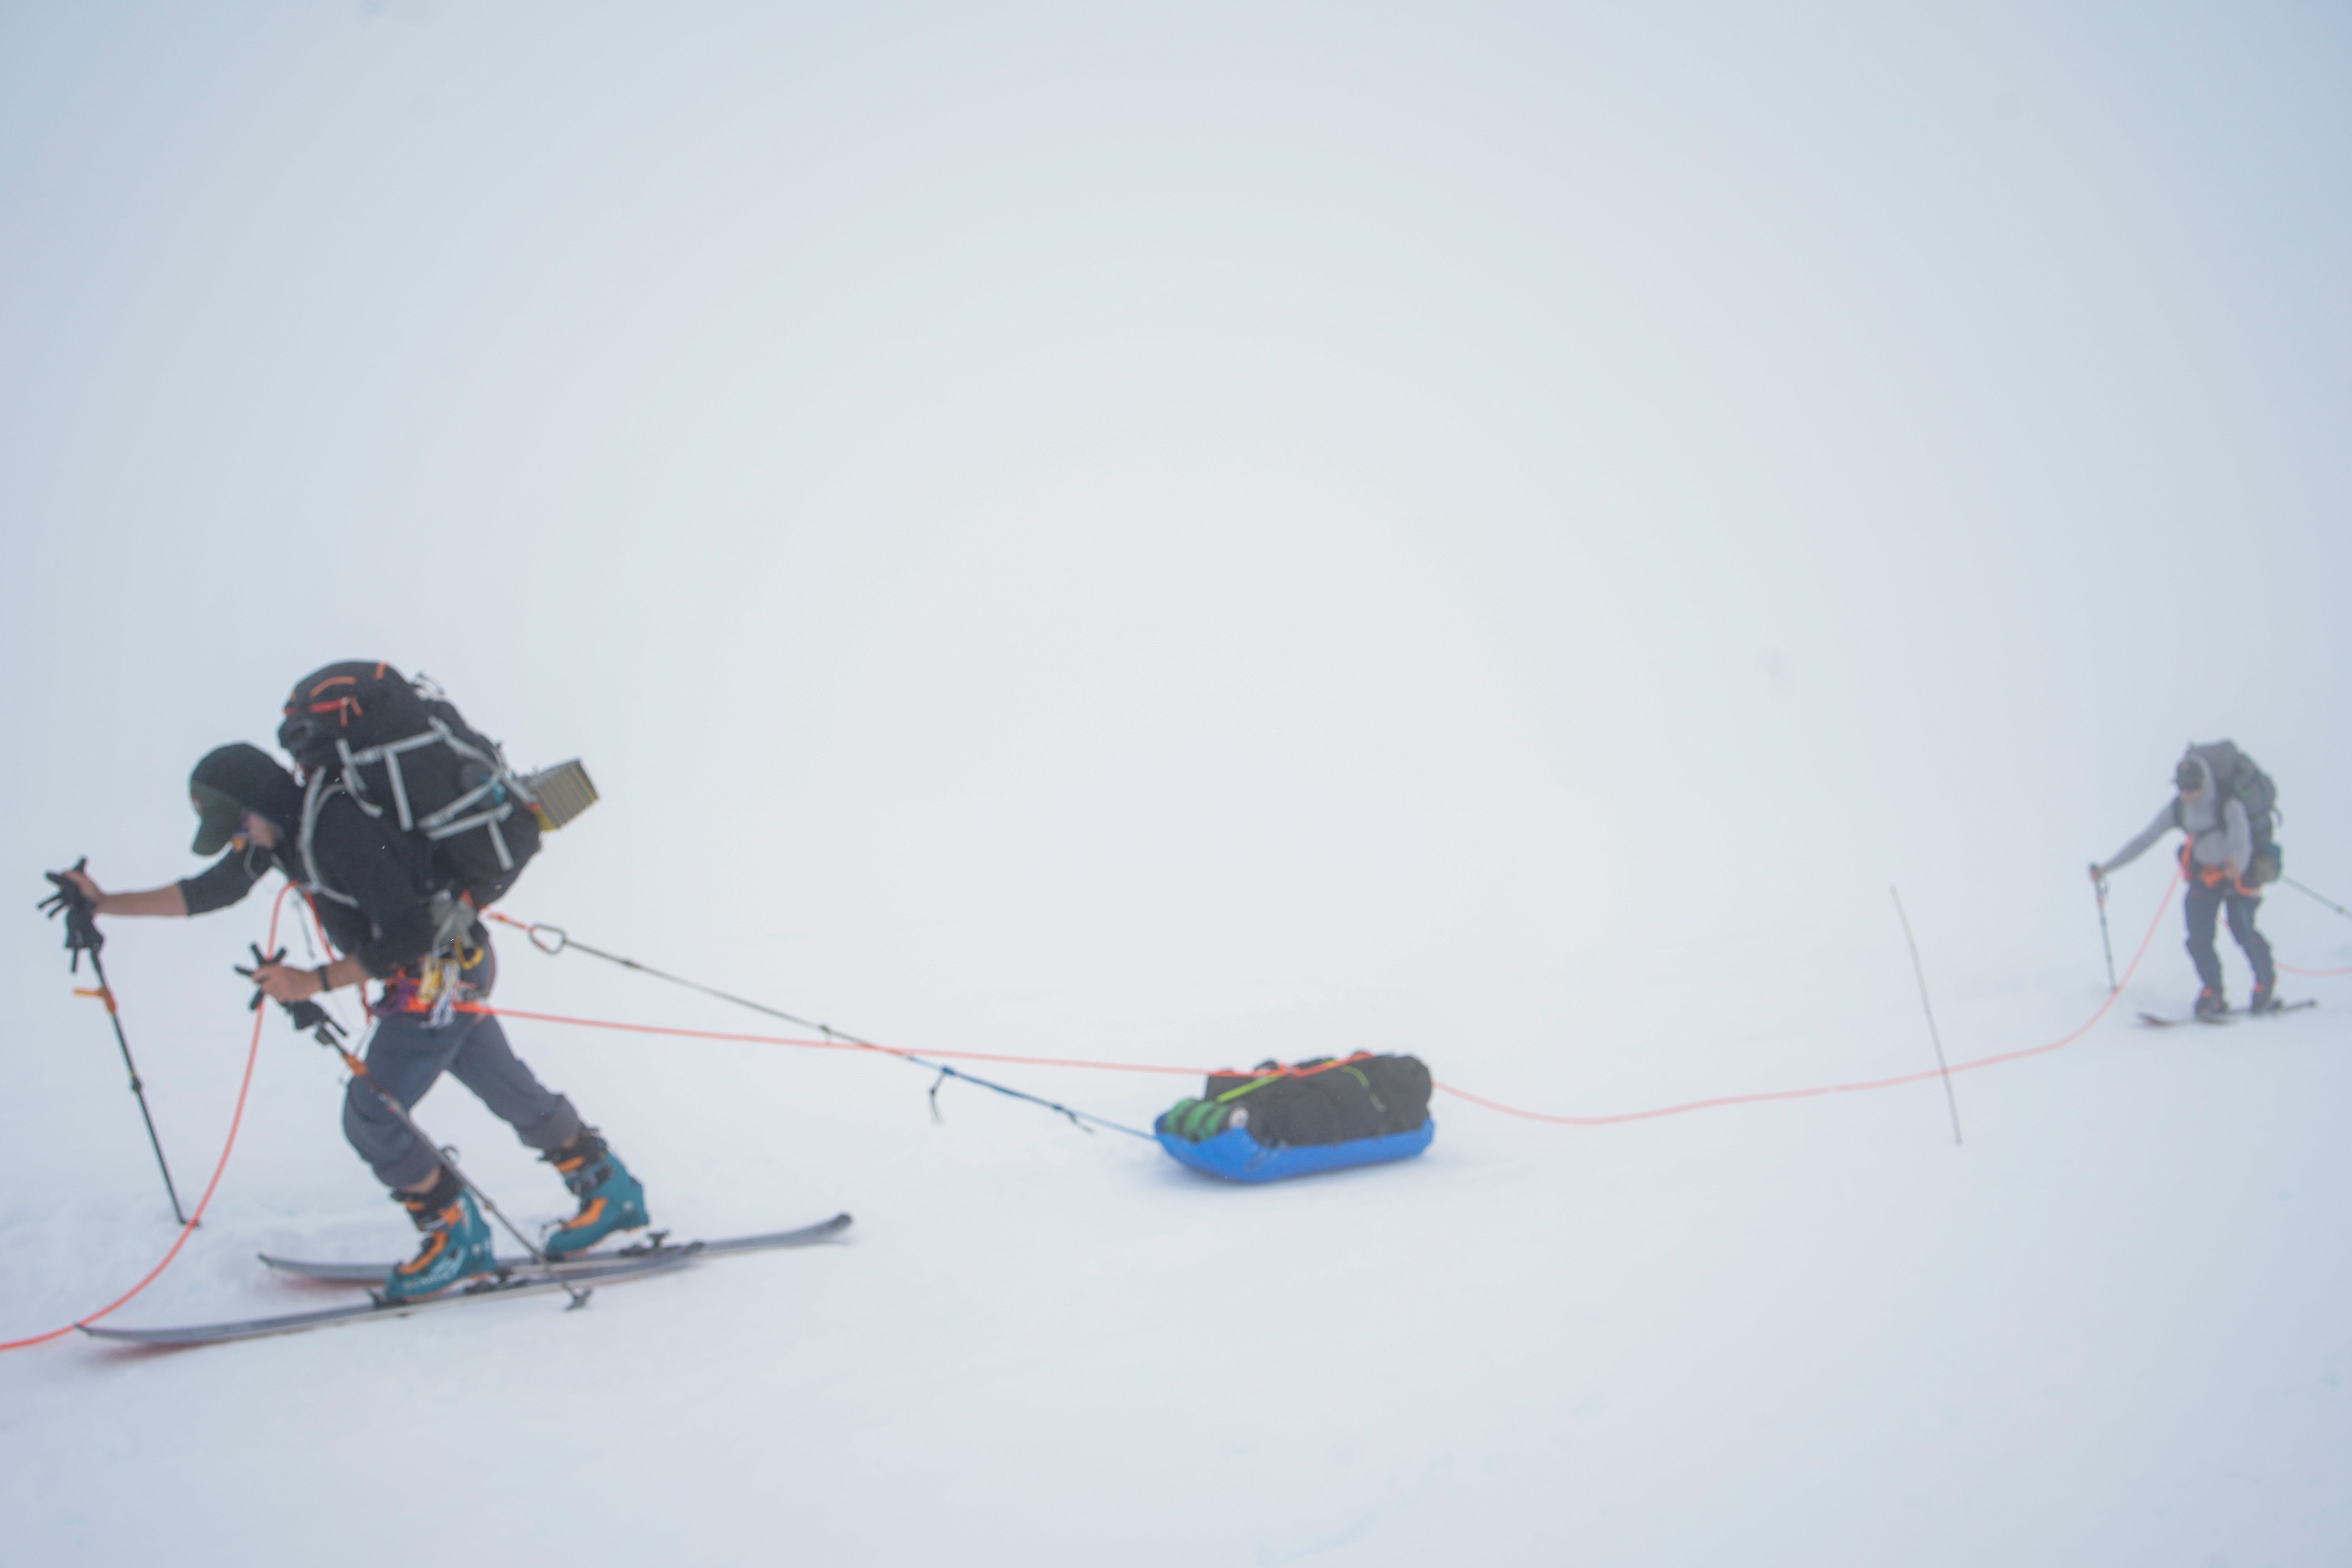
[256,1212,853,1284]
[80,1249,700,1348]
[2136,999,2317,1028]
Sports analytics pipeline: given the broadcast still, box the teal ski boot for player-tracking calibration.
[542,1129,649,1258]
[383,1172,498,1302]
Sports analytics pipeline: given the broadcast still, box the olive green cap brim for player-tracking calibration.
[190,782,247,856]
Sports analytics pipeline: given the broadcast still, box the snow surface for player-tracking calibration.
[4,5,2351,1564]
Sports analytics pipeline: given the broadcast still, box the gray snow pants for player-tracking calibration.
[343,1006,583,1191]
[2183,877,2275,1001]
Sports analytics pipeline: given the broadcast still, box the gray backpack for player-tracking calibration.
[2178,740,2281,882]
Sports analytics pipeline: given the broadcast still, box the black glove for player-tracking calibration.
[38,858,103,971]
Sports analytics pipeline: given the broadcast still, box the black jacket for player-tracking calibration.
[179,791,458,978]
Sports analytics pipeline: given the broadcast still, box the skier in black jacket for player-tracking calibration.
[60,743,648,1299]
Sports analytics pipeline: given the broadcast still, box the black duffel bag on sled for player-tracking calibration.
[1154,1053,1435,1184]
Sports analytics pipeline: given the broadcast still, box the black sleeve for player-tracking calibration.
[310,799,445,978]
[178,846,269,916]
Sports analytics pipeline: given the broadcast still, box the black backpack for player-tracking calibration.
[278,662,595,908]
[2177,739,2281,883]
[1160,1053,1432,1147]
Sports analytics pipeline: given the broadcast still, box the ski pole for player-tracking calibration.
[486,913,1152,1140]
[343,1047,594,1309]
[78,948,191,1225]
[41,862,190,1225]
[2281,875,2352,922]
[2092,869,2118,993]
[242,949,593,1309]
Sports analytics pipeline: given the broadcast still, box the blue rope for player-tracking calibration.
[920,1058,1154,1140]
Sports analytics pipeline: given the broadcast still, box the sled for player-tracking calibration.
[1155,1120,1435,1184]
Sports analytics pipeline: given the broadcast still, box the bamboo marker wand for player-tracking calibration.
[1891,886,1964,1148]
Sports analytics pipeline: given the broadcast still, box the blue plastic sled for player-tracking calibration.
[1155,1120,1435,1184]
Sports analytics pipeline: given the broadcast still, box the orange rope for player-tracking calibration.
[1435,867,2186,1125]
[478,870,2216,1130]
[460,1003,1207,1077]
[462,1003,1403,1083]
[5,864,2278,1354]
[0,884,290,1353]
[2279,962,2352,977]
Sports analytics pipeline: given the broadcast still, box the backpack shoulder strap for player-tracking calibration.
[297,774,361,907]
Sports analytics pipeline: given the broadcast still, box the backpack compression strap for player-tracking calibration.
[336,718,533,872]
